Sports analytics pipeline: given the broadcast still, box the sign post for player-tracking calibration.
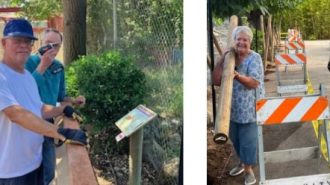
[115,105,157,185]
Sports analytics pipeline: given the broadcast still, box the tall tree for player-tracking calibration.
[62,0,86,65]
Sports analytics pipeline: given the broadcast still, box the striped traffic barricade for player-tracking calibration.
[285,40,305,54]
[288,35,303,43]
[274,53,308,95]
[256,84,330,184]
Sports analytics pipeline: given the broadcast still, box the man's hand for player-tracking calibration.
[73,95,86,106]
[57,128,87,146]
[36,48,57,74]
[63,106,83,122]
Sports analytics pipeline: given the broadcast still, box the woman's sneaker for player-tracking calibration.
[228,163,244,176]
[244,171,256,185]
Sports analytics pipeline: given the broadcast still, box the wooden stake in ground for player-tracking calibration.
[213,15,238,144]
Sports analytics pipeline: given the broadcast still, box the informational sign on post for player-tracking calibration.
[115,105,157,142]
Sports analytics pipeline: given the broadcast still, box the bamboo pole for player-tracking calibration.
[264,16,271,71]
[268,17,274,63]
[213,15,238,144]
[260,15,266,71]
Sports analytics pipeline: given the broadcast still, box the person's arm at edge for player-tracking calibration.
[3,105,65,140]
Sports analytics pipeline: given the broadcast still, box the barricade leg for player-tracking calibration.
[275,65,281,86]
[303,63,307,84]
[258,125,266,183]
[323,119,330,164]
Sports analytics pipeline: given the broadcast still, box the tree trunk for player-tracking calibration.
[62,0,87,65]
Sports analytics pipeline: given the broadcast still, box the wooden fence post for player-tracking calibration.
[128,129,144,185]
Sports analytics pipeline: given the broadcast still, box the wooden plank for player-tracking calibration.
[55,117,98,185]
[54,142,72,185]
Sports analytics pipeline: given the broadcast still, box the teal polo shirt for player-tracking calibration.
[25,55,66,106]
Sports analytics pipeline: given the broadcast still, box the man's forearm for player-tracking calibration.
[42,104,65,119]
[3,105,65,140]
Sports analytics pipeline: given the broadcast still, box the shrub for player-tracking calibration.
[66,51,146,153]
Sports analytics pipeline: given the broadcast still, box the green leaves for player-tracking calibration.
[211,0,305,18]
[274,0,330,40]
[10,0,62,20]
[66,51,146,129]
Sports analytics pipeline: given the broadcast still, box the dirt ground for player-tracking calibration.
[207,127,233,185]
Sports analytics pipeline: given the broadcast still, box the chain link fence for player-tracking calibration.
[87,1,183,184]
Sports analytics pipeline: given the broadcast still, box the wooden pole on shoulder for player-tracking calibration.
[213,15,238,144]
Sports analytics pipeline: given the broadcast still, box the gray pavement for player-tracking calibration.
[225,40,330,185]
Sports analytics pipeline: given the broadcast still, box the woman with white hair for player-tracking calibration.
[213,26,265,185]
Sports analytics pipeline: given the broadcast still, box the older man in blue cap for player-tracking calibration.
[0,19,87,185]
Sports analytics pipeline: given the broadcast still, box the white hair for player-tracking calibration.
[232,26,253,43]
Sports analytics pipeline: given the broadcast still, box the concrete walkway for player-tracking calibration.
[225,40,330,185]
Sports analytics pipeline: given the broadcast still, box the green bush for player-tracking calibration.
[66,51,146,153]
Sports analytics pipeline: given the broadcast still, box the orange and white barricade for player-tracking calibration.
[285,40,305,54]
[256,84,330,184]
[288,35,303,43]
[274,53,308,95]
[287,29,302,42]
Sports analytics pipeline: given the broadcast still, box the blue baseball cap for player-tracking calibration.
[3,19,38,40]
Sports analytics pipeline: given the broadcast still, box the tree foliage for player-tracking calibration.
[10,0,62,20]
[211,0,305,18]
[211,0,329,39]
[274,0,330,39]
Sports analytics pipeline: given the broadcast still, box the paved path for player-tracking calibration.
[225,40,330,185]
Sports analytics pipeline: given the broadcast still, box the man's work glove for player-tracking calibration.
[56,128,87,147]
[63,106,83,122]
